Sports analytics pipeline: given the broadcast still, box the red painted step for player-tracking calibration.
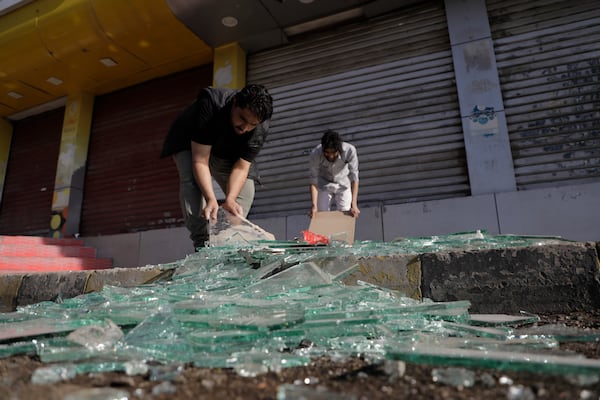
[0,235,112,273]
[0,243,97,258]
[0,236,84,247]
[0,255,112,272]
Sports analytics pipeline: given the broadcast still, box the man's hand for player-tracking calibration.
[349,205,360,218]
[222,198,243,217]
[203,199,220,221]
[221,159,250,218]
[309,205,318,219]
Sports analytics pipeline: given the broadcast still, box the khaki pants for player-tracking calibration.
[173,151,255,249]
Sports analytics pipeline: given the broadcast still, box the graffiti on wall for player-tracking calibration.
[50,208,67,238]
[468,105,498,137]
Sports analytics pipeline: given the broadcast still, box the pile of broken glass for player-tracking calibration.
[1,226,599,389]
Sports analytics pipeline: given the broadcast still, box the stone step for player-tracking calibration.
[0,236,111,274]
[0,255,112,273]
[0,235,84,247]
[0,243,97,258]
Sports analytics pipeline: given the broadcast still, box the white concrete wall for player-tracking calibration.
[495,182,600,241]
[83,181,600,268]
[83,227,194,268]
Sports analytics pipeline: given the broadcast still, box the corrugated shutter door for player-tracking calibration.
[488,0,600,189]
[80,66,212,236]
[247,1,468,218]
[0,108,64,235]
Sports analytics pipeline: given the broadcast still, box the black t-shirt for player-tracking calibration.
[160,87,269,167]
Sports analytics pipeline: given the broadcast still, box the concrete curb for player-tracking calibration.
[333,242,600,314]
[339,254,422,299]
[1,243,599,314]
[0,274,23,312]
[420,242,600,313]
[0,265,168,312]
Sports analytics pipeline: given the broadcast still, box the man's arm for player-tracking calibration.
[308,148,320,218]
[350,180,360,217]
[347,144,360,218]
[223,158,252,216]
[309,183,319,218]
[191,141,219,221]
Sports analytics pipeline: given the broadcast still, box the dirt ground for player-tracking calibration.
[1,311,599,400]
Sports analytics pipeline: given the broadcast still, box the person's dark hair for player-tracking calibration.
[321,129,343,153]
[234,84,273,122]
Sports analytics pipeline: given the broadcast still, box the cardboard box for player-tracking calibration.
[308,211,356,244]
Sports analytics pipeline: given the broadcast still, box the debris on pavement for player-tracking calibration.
[0,230,598,398]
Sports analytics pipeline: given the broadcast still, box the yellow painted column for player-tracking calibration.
[0,118,13,204]
[50,93,94,238]
[213,42,247,89]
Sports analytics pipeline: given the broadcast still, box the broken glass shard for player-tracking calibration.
[386,344,600,375]
[209,207,275,247]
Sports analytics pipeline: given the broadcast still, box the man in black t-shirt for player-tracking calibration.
[161,84,273,249]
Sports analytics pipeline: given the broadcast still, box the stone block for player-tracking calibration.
[420,243,600,313]
[17,271,91,307]
[343,254,422,299]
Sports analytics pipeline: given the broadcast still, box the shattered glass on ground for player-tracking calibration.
[0,230,598,394]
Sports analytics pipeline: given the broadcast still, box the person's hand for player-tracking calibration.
[349,205,360,218]
[203,199,220,222]
[222,198,243,217]
[309,205,318,219]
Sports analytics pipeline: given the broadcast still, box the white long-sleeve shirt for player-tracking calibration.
[309,142,359,191]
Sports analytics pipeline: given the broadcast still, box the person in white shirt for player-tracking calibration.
[308,130,360,218]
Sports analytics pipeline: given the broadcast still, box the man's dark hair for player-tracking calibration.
[234,84,273,122]
[321,129,343,153]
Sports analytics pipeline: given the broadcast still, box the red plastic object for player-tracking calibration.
[302,230,330,245]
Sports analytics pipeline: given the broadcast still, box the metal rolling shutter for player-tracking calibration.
[0,108,64,235]
[488,0,600,189]
[247,1,468,218]
[80,65,212,236]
